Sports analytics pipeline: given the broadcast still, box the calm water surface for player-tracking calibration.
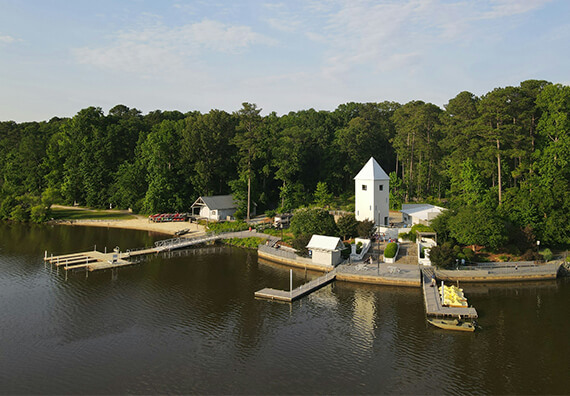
[1,223,569,395]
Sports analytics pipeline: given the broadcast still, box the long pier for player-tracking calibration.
[255,269,337,302]
[44,230,276,272]
[421,268,478,319]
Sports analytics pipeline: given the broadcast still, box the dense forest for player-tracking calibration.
[1,80,569,248]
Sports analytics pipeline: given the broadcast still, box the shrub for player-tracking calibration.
[384,242,398,259]
[409,224,434,242]
[207,221,250,234]
[429,242,457,268]
[290,208,338,237]
[341,247,351,259]
[265,209,276,218]
[498,255,510,262]
[522,249,541,261]
[357,219,375,238]
[462,248,475,261]
[337,214,358,240]
[540,248,553,262]
[292,234,312,257]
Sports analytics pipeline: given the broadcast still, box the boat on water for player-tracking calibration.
[427,318,476,332]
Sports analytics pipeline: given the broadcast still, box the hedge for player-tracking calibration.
[384,242,398,259]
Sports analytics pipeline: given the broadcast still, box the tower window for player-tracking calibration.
[379,184,383,191]
[362,185,367,191]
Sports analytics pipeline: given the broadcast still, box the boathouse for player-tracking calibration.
[354,157,390,226]
[190,195,238,221]
[401,204,445,226]
[306,235,345,267]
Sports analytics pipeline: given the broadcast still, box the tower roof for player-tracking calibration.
[353,157,389,180]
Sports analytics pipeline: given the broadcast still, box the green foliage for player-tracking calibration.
[313,182,333,207]
[291,233,312,257]
[383,242,398,259]
[357,219,375,238]
[0,79,568,252]
[222,237,265,249]
[336,213,358,240]
[207,221,250,234]
[290,208,338,237]
[448,206,507,250]
[429,242,458,269]
[540,248,553,262]
[389,171,404,210]
[30,205,50,223]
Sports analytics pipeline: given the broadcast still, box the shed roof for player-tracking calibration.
[191,195,237,210]
[401,204,445,220]
[354,157,389,181]
[306,235,344,251]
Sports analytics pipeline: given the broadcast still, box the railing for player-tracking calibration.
[258,244,299,260]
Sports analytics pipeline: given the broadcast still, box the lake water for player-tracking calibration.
[1,222,569,394]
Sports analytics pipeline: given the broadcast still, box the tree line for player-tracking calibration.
[1,79,569,248]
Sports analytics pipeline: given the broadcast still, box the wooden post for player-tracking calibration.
[290,269,293,296]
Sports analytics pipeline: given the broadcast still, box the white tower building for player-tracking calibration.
[354,157,390,226]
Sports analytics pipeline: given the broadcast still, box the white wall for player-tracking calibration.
[355,178,389,226]
[312,250,339,266]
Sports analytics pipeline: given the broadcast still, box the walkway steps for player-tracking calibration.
[255,270,337,302]
[422,268,478,319]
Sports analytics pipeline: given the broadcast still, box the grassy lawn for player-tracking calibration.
[51,207,137,221]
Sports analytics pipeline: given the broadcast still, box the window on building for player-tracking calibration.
[362,184,367,191]
[379,184,383,191]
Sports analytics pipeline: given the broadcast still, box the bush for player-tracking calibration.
[290,208,338,237]
[409,224,434,242]
[222,237,265,249]
[337,214,358,240]
[341,247,351,259]
[207,221,250,234]
[399,232,411,241]
[357,219,375,238]
[462,248,475,261]
[265,209,276,218]
[540,248,553,262]
[384,242,398,259]
[292,233,312,257]
[429,242,457,268]
[521,249,541,261]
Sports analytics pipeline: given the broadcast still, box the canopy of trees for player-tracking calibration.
[1,81,569,248]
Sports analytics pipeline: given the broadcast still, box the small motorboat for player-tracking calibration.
[174,228,190,236]
[427,318,476,332]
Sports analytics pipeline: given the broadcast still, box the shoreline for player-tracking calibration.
[50,216,206,237]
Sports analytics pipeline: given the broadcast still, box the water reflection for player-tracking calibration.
[1,222,570,394]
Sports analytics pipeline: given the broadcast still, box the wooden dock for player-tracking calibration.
[422,268,478,319]
[44,230,276,272]
[255,270,337,302]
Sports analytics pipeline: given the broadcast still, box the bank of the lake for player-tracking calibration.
[2,222,570,394]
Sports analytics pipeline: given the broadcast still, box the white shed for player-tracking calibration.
[306,235,345,267]
[190,195,238,221]
[354,157,390,226]
[401,204,445,226]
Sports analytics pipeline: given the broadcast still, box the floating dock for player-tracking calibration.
[422,268,478,319]
[44,231,276,272]
[255,270,337,302]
